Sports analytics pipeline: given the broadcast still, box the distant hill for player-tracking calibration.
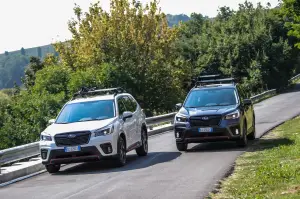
[167,14,190,27]
[0,14,190,89]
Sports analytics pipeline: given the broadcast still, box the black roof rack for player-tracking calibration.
[72,87,126,100]
[194,74,236,87]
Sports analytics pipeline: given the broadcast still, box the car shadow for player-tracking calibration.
[54,151,181,175]
[186,141,250,153]
[186,137,294,153]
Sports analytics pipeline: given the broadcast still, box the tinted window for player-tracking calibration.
[122,96,137,112]
[117,97,126,115]
[56,100,115,124]
[184,88,238,108]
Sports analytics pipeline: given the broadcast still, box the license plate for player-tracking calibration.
[64,146,81,152]
[198,127,213,133]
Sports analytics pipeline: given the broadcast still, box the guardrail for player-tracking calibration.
[289,73,300,83]
[250,89,276,103]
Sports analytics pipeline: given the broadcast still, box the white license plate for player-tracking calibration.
[64,146,81,152]
[198,128,213,133]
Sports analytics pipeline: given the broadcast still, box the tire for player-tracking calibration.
[248,116,256,140]
[114,136,127,167]
[136,128,148,156]
[176,143,188,151]
[45,164,60,174]
[237,122,248,147]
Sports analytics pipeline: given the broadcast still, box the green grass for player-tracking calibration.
[209,116,300,199]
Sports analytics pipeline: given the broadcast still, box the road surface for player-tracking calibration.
[1,86,300,199]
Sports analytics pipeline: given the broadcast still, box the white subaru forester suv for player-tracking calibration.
[39,87,148,173]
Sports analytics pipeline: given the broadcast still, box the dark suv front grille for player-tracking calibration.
[189,115,222,127]
[55,131,91,147]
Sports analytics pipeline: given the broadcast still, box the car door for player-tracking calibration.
[128,95,140,143]
[122,96,139,146]
[117,97,133,148]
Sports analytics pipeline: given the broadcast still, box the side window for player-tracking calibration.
[117,97,126,115]
[122,96,136,112]
[129,96,138,112]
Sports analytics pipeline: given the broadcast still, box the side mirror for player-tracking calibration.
[122,111,133,121]
[243,99,252,105]
[175,103,182,110]
[48,119,55,125]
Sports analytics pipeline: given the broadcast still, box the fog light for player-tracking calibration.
[176,133,179,138]
[235,129,239,135]
[100,143,113,154]
[41,149,48,159]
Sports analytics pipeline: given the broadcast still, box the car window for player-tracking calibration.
[122,96,136,112]
[117,97,126,115]
[184,88,238,108]
[129,96,138,112]
[56,100,115,124]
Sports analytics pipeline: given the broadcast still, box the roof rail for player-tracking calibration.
[197,74,221,81]
[72,87,126,100]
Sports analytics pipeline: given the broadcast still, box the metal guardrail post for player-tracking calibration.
[0,151,3,174]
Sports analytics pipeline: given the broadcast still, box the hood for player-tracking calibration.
[42,118,116,136]
[179,105,238,117]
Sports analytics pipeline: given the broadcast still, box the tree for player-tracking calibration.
[281,0,300,48]
[4,51,9,56]
[37,47,42,58]
[22,57,44,89]
[20,47,26,55]
[55,0,185,114]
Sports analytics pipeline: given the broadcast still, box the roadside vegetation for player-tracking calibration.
[209,116,300,199]
[1,0,300,149]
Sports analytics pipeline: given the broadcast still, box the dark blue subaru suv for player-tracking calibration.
[174,75,256,151]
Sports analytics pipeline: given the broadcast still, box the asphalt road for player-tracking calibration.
[1,86,300,199]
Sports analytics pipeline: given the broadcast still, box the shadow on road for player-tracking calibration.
[55,151,181,175]
[187,141,248,153]
[185,136,294,153]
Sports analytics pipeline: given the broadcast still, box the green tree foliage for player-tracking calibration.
[281,0,300,48]
[37,47,42,58]
[177,2,300,94]
[55,0,185,114]
[20,47,26,55]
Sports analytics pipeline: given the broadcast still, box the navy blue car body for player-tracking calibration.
[174,81,256,151]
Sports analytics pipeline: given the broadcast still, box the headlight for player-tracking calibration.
[225,110,240,120]
[175,115,188,122]
[40,133,52,141]
[94,125,114,137]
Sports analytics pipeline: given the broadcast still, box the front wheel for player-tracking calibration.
[176,143,188,151]
[114,136,127,167]
[237,123,248,147]
[248,116,256,140]
[45,164,60,174]
[136,128,148,156]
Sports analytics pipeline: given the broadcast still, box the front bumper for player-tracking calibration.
[174,120,242,143]
[40,133,119,165]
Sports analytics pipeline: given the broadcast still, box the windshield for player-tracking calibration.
[56,100,115,124]
[184,88,238,108]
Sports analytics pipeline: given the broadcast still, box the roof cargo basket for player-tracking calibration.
[72,87,125,100]
[194,74,236,87]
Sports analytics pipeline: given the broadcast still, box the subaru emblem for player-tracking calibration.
[202,116,209,120]
[68,134,76,138]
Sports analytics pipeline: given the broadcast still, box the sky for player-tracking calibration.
[0,0,280,53]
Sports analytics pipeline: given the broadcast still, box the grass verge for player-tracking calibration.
[209,116,300,199]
